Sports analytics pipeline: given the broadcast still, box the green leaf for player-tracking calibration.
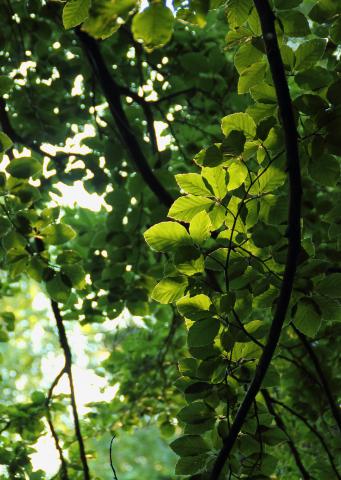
[82,0,136,38]
[202,166,228,199]
[144,221,192,252]
[0,216,11,238]
[56,250,82,265]
[226,0,252,27]
[0,76,13,95]
[252,222,281,247]
[221,113,256,139]
[6,157,42,179]
[238,62,266,94]
[175,173,212,196]
[62,264,86,290]
[316,274,341,299]
[234,42,264,73]
[274,0,302,7]
[188,318,220,347]
[175,454,207,475]
[178,401,215,424]
[295,66,333,90]
[209,204,226,230]
[41,224,76,245]
[330,16,341,44]
[179,53,209,74]
[262,426,288,445]
[174,246,205,276]
[250,83,276,104]
[177,294,212,321]
[151,276,188,304]
[170,435,209,457]
[309,154,340,187]
[46,273,71,303]
[263,365,281,387]
[222,130,246,156]
[315,295,341,322]
[279,11,310,37]
[293,298,321,337]
[309,0,338,22]
[194,145,224,167]
[62,0,91,29]
[132,4,174,51]
[168,195,215,223]
[294,94,328,115]
[0,132,12,153]
[295,39,327,71]
[227,161,248,190]
[189,211,212,244]
[249,166,286,194]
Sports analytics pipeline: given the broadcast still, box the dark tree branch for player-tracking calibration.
[153,88,198,105]
[46,373,70,480]
[210,1,302,477]
[51,301,91,480]
[0,420,11,435]
[262,390,311,480]
[75,28,173,208]
[0,131,89,478]
[270,396,341,478]
[278,353,323,390]
[292,325,341,433]
[0,98,81,172]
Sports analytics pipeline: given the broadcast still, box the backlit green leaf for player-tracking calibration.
[41,224,76,245]
[226,0,252,27]
[227,161,248,190]
[168,196,215,223]
[295,39,327,71]
[132,4,174,51]
[189,211,212,244]
[62,0,91,29]
[175,173,211,196]
[238,62,266,94]
[151,276,188,304]
[202,166,228,199]
[177,294,212,321]
[222,113,256,139]
[174,246,205,276]
[144,222,192,252]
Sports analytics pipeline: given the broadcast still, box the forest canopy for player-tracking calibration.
[0,0,340,479]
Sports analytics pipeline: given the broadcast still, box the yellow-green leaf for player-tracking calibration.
[132,4,174,51]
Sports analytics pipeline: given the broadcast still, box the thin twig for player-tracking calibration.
[262,390,311,480]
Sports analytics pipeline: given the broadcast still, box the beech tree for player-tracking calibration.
[0,0,340,479]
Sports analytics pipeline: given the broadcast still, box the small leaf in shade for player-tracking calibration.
[42,224,76,245]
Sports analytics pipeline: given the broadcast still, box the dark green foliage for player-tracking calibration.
[0,0,340,479]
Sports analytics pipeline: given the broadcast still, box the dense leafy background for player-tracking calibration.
[0,0,340,479]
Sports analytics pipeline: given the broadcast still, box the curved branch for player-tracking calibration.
[75,28,174,208]
[270,396,341,478]
[210,1,302,477]
[46,367,69,479]
[51,301,91,480]
[262,390,311,480]
[292,325,341,433]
